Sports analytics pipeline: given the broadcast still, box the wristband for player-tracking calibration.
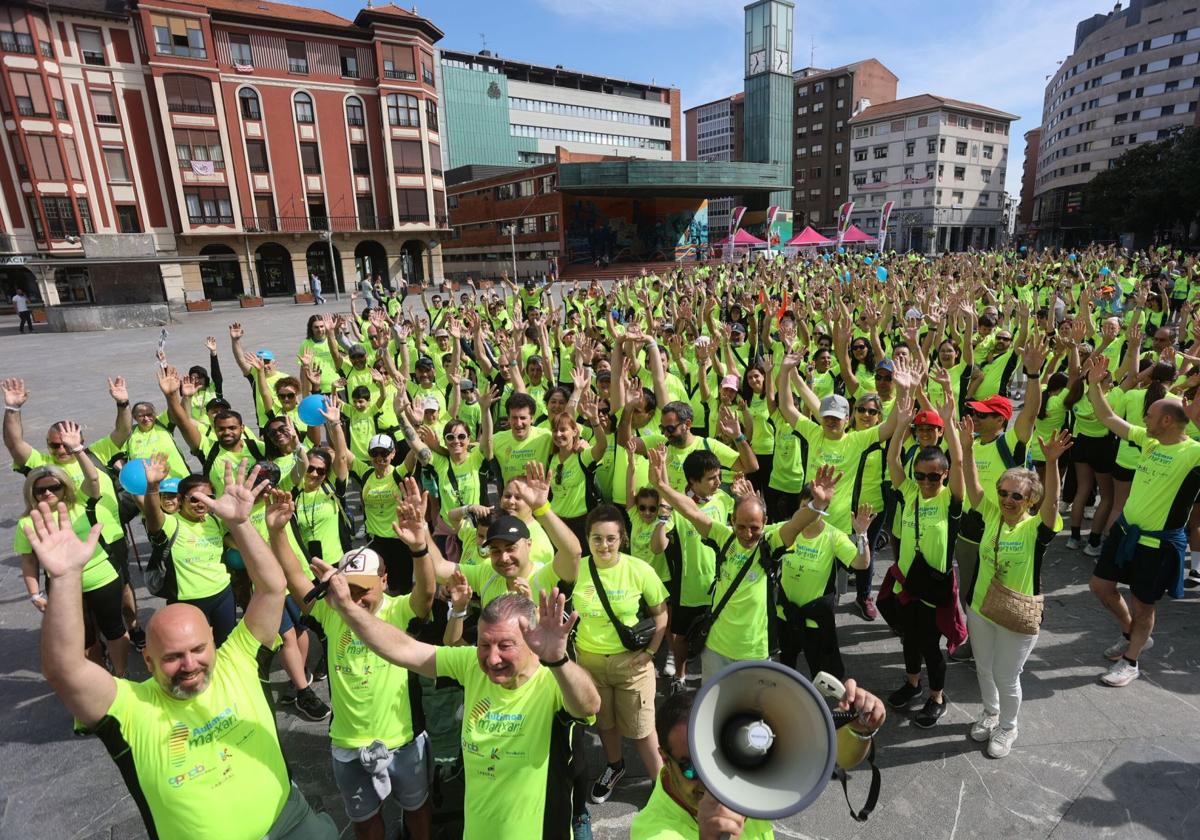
[656,515,671,525]
[532,502,552,518]
[539,654,569,668]
[29,591,46,602]
[734,433,747,444]
[4,406,20,413]
[447,608,469,620]
[116,400,129,409]
[805,501,829,517]
[68,445,85,454]
[410,545,429,558]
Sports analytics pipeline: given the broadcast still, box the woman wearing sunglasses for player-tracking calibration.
[417,418,486,563]
[547,388,609,547]
[845,392,887,619]
[293,396,354,565]
[17,445,130,676]
[959,421,1070,758]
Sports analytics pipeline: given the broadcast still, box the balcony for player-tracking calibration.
[168,102,217,115]
[288,58,308,74]
[385,69,417,80]
[83,51,105,66]
[240,215,398,233]
[179,159,226,171]
[96,114,119,125]
[394,166,424,175]
[0,34,35,55]
[188,214,234,225]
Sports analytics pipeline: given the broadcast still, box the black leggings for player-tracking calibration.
[749,453,773,495]
[899,599,945,691]
[84,577,128,642]
[779,595,845,681]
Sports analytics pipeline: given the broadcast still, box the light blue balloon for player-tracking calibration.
[298,394,328,426]
[841,271,850,283]
[1100,267,1111,276]
[1068,253,1077,262]
[864,256,874,266]
[837,246,845,254]
[119,459,149,495]
[876,266,888,282]
[1019,245,1027,253]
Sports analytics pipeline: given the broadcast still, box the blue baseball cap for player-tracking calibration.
[875,358,894,373]
[159,477,180,493]
[256,349,274,361]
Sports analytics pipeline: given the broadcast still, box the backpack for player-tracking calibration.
[144,525,179,600]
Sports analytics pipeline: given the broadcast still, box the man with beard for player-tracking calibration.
[35,461,336,840]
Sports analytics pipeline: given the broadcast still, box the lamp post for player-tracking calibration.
[321,229,340,301]
[505,224,517,279]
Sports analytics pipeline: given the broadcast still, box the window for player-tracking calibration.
[853,148,867,161]
[11,72,48,116]
[937,163,944,179]
[246,139,268,173]
[163,74,215,114]
[836,98,845,109]
[26,198,44,240]
[351,143,369,175]
[294,92,315,124]
[797,86,808,97]
[103,147,129,181]
[382,44,416,80]
[391,140,423,173]
[981,168,992,182]
[387,93,419,126]
[286,40,307,74]
[339,46,359,78]
[905,140,915,157]
[356,196,376,228]
[982,144,994,160]
[239,88,260,120]
[953,166,965,180]
[811,144,822,154]
[42,196,78,238]
[519,216,537,234]
[428,142,442,175]
[395,188,428,221]
[542,214,558,233]
[300,142,321,174]
[426,99,438,132]
[345,96,364,126]
[229,33,252,66]
[1161,103,1176,116]
[951,190,964,203]
[0,25,35,55]
[939,137,946,152]
[251,195,276,230]
[421,54,434,85]
[978,192,990,206]
[174,128,224,169]
[814,82,824,93]
[76,197,93,234]
[797,105,808,116]
[871,169,885,183]
[77,28,105,65]
[809,166,822,178]
[812,122,824,133]
[873,146,887,159]
[151,14,205,59]
[91,90,117,124]
[834,142,843,154]
[927,138,937,154]
[26,135,65,180]
[116,205,141,233]
[54,98,67,119]
[61,138,82,180]
[955,140,967,155]
[183,187,233,224]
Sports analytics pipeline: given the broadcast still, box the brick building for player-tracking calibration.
[1016,127,1041,238]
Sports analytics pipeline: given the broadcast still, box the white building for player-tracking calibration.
[847,94,1017,253]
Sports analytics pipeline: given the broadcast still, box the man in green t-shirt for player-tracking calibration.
[276,487,437,840]
[34,462,335,840]
[483,391,554,482]
[318,570,600,840]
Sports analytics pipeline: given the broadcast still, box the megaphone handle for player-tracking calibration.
[831,709,858,729]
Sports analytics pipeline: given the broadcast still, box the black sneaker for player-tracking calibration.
[914,695,948,728]
[1185,570,1200,590]
[128,626,147,651]
[295,686,331,721]
[949,640,974,662]
[589,761,626,804]
[887,680,923,709]
[311,655,328,682]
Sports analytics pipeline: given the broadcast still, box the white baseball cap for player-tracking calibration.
[368,433,394,453]
[340,547,382,585]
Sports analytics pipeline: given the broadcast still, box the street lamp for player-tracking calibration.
[320,229,341,301]
[504,224,517,280]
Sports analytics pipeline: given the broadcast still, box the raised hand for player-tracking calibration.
[1022,333,1050,374]
[1038,428,1073,463]
[519,588,578,664]
[513,462,551,510]
[1085,353,1109,385]
[107,376,128,404]
[392,477,430,547]
[479,384,501,411]
[852,502,876,535]
[809,464,842,508]
[264,489,295,533]
[647,443,668,488]
[228,322,243,340]
[205,336,218,354]
[318,393,341,423]
[156,365,180,397]
[22,501,101,580]
[1,378,28,408]
[447,569,473,612]
[196,461,265,526]
[717,405,742,440]
[958,415,976,449]
[730,475,756,500]
[143,453,170,485]
[56,420,83,451]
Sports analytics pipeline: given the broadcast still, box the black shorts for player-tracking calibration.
[1093,520,1182,604]
[1111,464,1136,482]
[670,604,706,636]
[84,577,128,641]
[1073,432,1117,473]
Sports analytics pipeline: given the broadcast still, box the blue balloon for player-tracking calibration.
[837,246,845,254]
[224,548,245,571]
[841,271,851,283]
[298,394,328,426]
[1068,253,1077,262]
[1100,267,1111,276]
[876,266,888,282]
[864,256,874,265]
[1019,245,1027,253]
[119,459,149,495]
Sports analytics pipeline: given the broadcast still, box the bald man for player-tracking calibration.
[33,462,336,840]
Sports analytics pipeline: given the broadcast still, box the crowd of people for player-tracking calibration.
[7,245,1200,840]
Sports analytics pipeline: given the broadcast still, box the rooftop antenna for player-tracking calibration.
[810,36,815,67]
[480,32,488,51]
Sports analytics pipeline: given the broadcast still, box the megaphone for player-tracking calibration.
[688,661,855,820]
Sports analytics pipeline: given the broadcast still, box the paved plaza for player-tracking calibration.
[0,303,1198,840]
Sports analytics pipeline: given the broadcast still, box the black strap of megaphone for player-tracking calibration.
[833,739,881,823]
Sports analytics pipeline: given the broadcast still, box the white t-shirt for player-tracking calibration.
[12,293,29,313]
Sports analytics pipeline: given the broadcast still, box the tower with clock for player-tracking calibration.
[743,0,794,211]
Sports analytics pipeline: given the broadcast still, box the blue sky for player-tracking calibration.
[325,0,1111,196]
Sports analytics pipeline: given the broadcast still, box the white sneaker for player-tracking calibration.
[1104,634,1153,661]
[970,712,1000,742]
[1083,541,1103,557]
[1101,658,1139,687]
[662,651,676,679]
[1065,537,1082,550]
[988,727,1018,758]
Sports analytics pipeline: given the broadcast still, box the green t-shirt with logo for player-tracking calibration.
[102,622,286,840]
[312,594,420,749]
[792,417,880,533]
[640,434,739,493]
[768,408,807,494]
[433,449,485,527]
[670,491,733,607]
[126,423,190,479]
[462,558,561,607]
[629,513,671,581]
[703,521,782,661]
[630,774,774,840]
[894,480,957,600]
[778,524,858,627]
[358,467,403,538]
[294,483,346,563]
[573,554,667,655]
[435,644,592,840]
[14,501,121,592]
[1031,391,1069,462]
[1123,425,1200,548]
[160,514,229,600]
[492,427,553,483]
[19,448,120,521]
[971,497,1061,613]
[548,449,597,519]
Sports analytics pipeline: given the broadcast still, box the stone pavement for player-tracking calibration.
[1,302,1198,840]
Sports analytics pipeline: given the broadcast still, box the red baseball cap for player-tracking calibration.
[913,410,944,428]
[966,395,1013,421]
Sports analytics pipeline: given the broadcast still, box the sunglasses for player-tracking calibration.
[671,754,698,781]
[852,344,868,351]
[913,471,944,483]
[277,392,298,400]
[855,406,880,416]
[874,373,893,382]
[46,441,70,450]
[369,449,392,458]
[660,423,680,434]
[637,504,657,513]
[444,432,469,442]
[997,488,1027,502]
[184,494,207,504]
[33,482,64,496]
[306,465,327,476]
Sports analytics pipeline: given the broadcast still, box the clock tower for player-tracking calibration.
[743,0,794,211]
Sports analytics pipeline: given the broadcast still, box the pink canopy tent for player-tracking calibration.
[840,224,875,244]
[731,229,766,246]
[785,226,833,247]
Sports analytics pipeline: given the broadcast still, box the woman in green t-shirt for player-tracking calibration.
[547,399,608,546]
[292,396,353,565]
[960,423,1070,759]
[1063,342,1116,556]
[573,505,669,805]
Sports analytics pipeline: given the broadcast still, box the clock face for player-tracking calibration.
[749,50,765,75]
[774,50,789,73]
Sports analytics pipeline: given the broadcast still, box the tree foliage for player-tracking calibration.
[1083,127,1200,241]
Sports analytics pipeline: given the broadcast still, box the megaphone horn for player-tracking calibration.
[688,661,849,821]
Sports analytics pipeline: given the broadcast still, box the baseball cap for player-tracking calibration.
[421,396,440,412]
[434,328,450,338]
[913,410,944,429]
[875,358,895,373]
[460,378,477,391]
[368,433,395,453]
[966,395,1013,421]
[483,514,531,546]
[159,477,180,494]
[340,547,383,586]
[720,373,741,391]
[819,394,850,420]
[415,355,435,369]
[904,307,923,321]
[730,323,748,335]
[255,349,274,361]
[348,343,367,358]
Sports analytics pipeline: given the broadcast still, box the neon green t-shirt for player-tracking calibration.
[19,448,120,520]
[630,774,774,840]
[435,644,592,840]
[768,409,806,494]
[126,423,190,479]
[548,448,597,518]
[778,523,858,625]
[492,427,553,483]
[312,594,420,749]
[630,513,671,581]
[894,480,956,600]
[971,497,1060,613]
[1111,389,1146,470]
[703,521,782,661]
[573,554,667,655]
[14,501,121,592]
[433,449,485,526]
[1123,425,1200,548]
[640,434,739,493]
[1031,391,1069,462]
[792,417,880,533]
[359,467,403,538]
[670,491,733,607]
[294,484,346,563]
[462,557,560,607]
[102,622,286,840]
[159,514,229,600]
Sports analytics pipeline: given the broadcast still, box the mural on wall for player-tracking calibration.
[741,208,793,248]
[564,197,709,264]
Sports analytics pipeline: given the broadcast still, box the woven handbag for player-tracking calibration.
[979,521,1043,635]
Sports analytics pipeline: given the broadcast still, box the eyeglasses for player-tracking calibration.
[46,440,70,450]
[855,406,880,416]
[997,488,1027,502]
[306,465,327,476]
[851,344,868,351]
[267,426,291,438]
[277,392,298,400]
[184,495,207,504]
[670,754,698,781]
[913,471,944,483]
[444,432,469,442]
[660,423,680,435]
[874,374,893,383]
[33,482,64,496]
[637,504,657,513]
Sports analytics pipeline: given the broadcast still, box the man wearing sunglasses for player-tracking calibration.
[969,300,1031,402]
[630,681,885,839]
[629,401,757,494]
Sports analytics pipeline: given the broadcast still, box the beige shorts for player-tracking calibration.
[577,647,656,739]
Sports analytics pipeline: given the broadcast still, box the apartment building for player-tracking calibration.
[684,93,743,238]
